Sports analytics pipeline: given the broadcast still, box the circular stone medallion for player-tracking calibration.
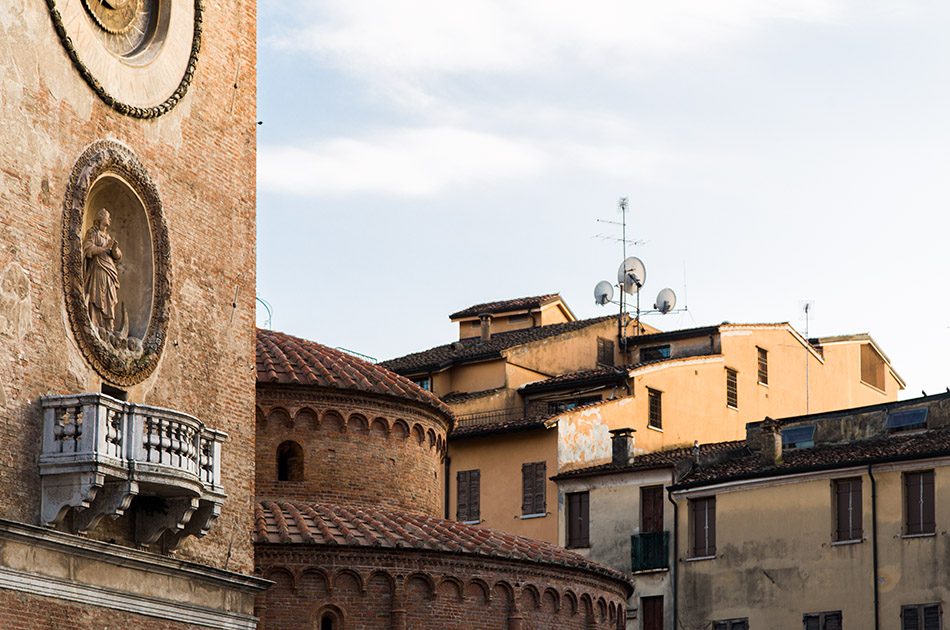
[63,141,172,386]
[46,0,202,118]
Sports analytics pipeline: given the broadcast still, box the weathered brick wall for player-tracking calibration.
[0,1,256,572]
[256,386,450,517]
[255,547,629,630]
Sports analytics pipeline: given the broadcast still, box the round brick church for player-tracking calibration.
[254,329,632,629]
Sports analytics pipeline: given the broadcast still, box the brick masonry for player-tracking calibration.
[0,0,256,575]
[0,589,198,630]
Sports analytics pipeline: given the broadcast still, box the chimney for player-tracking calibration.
[757,417,783,467]
[479,313,492,341]
[609,428,636,466]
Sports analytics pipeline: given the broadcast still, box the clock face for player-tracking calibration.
[82,0,161,60]
[47,0,201,118]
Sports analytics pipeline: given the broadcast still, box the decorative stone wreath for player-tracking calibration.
[62,140,172,385]
[45,0,202,119]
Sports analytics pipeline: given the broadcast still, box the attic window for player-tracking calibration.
[641,345,671,362]
[412,376,431,391]
[782,425,816,450]
[885,408,928,433]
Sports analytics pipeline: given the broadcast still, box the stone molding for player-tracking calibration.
[44,0,203,118]
[0,518,268,629]
[62,140,172,386]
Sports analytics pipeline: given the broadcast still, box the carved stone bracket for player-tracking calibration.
[73,479,139,535]
[164,497,223,550]
[135,497,200,546]
[40,471,105,527]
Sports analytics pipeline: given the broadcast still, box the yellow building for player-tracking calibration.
[381,294,903,544]
[670,394,950,630]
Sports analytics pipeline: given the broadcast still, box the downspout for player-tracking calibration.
[666,486,679,630]
[444,455,451,520]
[868,464,879,630]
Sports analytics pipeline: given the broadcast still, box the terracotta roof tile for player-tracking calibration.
[255,500,631,589]
[256,328,452,418]
[519,366,628,394]
[449,294,561,320]
[381,316,615,374]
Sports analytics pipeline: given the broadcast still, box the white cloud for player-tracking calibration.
[258,127,547,197]
[271,0,841,83]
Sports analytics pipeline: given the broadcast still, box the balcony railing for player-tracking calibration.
[39,393,226,547]
[631,531,670,572]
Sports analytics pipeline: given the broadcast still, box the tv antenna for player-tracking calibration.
[591,197,686,350]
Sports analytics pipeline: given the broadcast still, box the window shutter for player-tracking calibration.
[535,462,546,514]
[521,463,530,514]
[733,621,748,630]
[835,480,850,540]
[457,471,469,521]
[903,606,919,630]
[923,605,940,630]
[905,473,922,534]
[708,498,717,555]
[803,614,820,630]
[471,470,480,520]
[922,471,936,533]
[580,492,589,544]
[852,479,863,539]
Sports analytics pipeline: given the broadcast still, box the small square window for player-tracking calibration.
[726,368,738,409]
[886,408,927,433]
[757,347,768,385]
[648,388,662,429]
[804,611,842,630]
[782,425,816,450]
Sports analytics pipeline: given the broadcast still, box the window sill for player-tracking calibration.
[631,567,670,575]
[566,544,590,550]
[461,520,481,525]
[683,554,716,562]
[831,538,864,546]
[519,513,548,520]
[902,532,936,540]
[757,381,769,388]
[726,405,738,411]
[647,425,664,433]
[859,379,886,395]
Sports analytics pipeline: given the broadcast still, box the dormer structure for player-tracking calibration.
[450,293,576,339]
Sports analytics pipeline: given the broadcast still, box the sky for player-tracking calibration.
[257,1,950,398]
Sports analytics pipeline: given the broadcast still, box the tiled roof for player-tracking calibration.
[381,316,615,374]
[257,329,451,417]
[553,441,747,480]
[673,426,950,490]
[449,294,561,320]
[441,387,506,404]
[624,325,720,346]
[450,415,550,440]
[519,366,628,395]
[255,500,632,590]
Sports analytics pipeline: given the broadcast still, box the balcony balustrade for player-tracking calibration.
[39,393,226,547]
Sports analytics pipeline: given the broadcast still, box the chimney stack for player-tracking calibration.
[758,417,783,467]
[609,428,636,466]
[479,313,492,341]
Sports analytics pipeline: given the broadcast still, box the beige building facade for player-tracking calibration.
[382,295,903,545]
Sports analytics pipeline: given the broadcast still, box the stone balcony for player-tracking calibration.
[39,393,226,548]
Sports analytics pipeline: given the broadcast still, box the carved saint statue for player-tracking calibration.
[83,208,123,335]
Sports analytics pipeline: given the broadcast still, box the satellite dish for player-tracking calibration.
[617,257,646,295]
[594,281,614,306]
[655,288,677,314]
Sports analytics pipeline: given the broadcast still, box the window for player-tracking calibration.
[521,462,546,516]
[757,347,768,384]
[804,611,842,630]
[726,368,738,409]
[886,408,928,433]
[689,496,716,558]
[782,425,816,450]
[319,610,341,630]
[714,619,749,630]
[566,491,589,548]
[411,376,431,391]
[641,486,664,533]
[860,343,886,390]
[276,441,304,481]
[641,345,671,362]
[457,469,480,522]
[546,395,601,415]
[904,470,935,536]
[648,388,662,429]
[902,604,942,630]
[834,477,863,542]
[641,596,663,630]
[597,337,615,367]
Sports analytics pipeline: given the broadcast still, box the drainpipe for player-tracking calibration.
[444,455,451,520]
[868,464,879,630]
[666,486,678,630]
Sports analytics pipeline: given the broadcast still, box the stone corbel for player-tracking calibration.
[163,498,222,550]
[135,496,199,546]
[40,471,105,527]
[72,479,139,535]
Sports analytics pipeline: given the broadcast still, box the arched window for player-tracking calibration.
[318,608,342,630]
[276,441,304,481]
